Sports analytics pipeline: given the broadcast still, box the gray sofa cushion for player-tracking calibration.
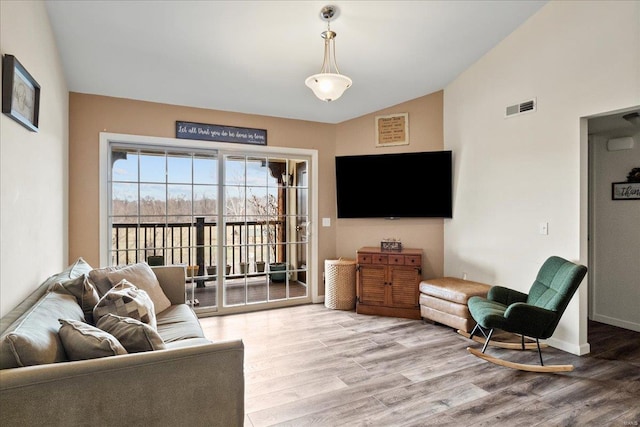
[97,313,165,353]
[156,305,205,343]
[58,319,127,360]
[0,292,85,368]
[164,337,212,350]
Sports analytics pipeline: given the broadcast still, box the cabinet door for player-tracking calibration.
[358,265,387,306]
[388,266,420,308]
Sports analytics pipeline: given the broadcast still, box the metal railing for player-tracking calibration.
[111,217,284,275]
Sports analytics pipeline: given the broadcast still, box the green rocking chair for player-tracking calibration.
[461,256,587,372]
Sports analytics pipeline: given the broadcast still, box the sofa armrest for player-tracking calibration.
[152,265,187,305]
[0,339,244,427]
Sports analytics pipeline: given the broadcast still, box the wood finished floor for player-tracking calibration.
[198,304,640,427]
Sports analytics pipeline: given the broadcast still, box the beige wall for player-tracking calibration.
[69,93,336,294]
[444,1,640,354]
[0,1,69,317]
[334,91,445,279]
[69,92,447,295]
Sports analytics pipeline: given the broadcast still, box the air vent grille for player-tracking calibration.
[506,98,536,118]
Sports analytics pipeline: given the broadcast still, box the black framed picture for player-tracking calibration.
[612,182,640,200]
[2,54,40,132]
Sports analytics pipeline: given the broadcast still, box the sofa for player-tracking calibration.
[0,259,244,427]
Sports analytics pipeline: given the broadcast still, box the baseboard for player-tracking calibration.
[592,313,640,332]
[545,337,591,356]
[312,295,325,304]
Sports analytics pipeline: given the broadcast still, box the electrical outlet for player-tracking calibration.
[463,272,468,280]
[539,222,549,235]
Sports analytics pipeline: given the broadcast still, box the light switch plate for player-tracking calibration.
[322,218,331,227]
[539,222,549,235]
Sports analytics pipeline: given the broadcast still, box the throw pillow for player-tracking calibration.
[0,292,85,368]
[0,258,93,339]
[41,257,94,290]
[96,313,165,353]
[58,319,127,360]
[88,263,134,296]
[89,263,171,314]
[93,280,157,329]
[50,275,100,324]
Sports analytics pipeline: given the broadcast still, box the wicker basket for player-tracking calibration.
[324,258,356,310]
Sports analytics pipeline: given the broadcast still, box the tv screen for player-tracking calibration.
[335,151,452,218]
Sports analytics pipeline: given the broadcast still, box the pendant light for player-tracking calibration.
[305,5,352,102]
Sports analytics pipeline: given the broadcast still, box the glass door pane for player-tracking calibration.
[222,155,309,307]
[109,147,219,310]
[190,154,218,311]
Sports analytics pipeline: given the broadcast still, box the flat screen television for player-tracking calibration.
[335,150,452,218]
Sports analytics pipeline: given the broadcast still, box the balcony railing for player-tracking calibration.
[111,218,284,275]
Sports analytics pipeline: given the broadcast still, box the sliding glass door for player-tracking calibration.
[108,141,311,314]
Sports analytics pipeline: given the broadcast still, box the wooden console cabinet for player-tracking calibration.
[356,246,422,319]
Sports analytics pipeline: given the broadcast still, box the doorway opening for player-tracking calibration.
[586,107,640,333]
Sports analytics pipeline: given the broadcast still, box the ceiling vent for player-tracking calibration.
[505,98,536,118]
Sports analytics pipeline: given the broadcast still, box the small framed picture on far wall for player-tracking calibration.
[612,182,640,200]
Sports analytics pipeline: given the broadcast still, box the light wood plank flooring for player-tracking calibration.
[198,304,640,427]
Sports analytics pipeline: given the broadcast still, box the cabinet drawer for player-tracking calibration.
[388,255,405,265]
[404,256,421,266]
[357,254,372,264]
[372,254,388,264]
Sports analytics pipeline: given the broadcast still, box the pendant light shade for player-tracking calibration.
[305,73,352,102]
[305,6,352,102]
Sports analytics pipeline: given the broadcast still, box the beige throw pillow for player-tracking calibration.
[96,313,165,353]
[58,319,127,360]
[89,263,171,314]
[93,280,157,329]
[51,275,100,324]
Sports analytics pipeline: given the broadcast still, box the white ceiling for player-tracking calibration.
[589,109,640,137]
[45,0,547,124]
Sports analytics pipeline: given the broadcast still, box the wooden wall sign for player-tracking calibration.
[375,113,408,147]
[176,121,267,145]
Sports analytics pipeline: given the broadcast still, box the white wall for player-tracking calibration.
[590,130,640,331]
[0,1,69,316]
[444,1,640,354]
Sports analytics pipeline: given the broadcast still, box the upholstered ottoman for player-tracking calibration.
[419,277,491,332]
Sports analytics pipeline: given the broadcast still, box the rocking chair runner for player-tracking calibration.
[463,256,587,372]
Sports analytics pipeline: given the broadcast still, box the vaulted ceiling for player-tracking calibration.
[45,1,547,124]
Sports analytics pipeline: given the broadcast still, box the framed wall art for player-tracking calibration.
[2,54,40,132]
[612,182,640,200]
[375,113,408,147]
